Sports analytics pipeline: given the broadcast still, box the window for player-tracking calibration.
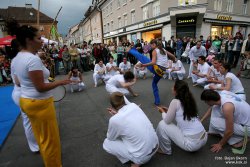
[226,0,234,13]
[104,25,106,33]
[107,23,110,32]
[243,0,248,15]
[109,2,113,13]
[111,21,114,30]
[178,0,197,6]
[124,15,128,26]
[131,11,135,24]
[153,1,160,17]
[143,6,149,20]
[117,0,121,8]
[123,0,127,4]
[214,0,222,11]
[118,18,122,28]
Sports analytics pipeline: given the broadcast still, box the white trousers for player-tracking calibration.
[133,68,147,78]
[165,69,172,79]
[156,120,207,154]
[12,88,39,152]
[188,61,194,77]
[209,107,250,145]
[70,82,85,92]
[204,83,222,90]
[171,71,185,80]
[93,73,105,86]
[103,139,157,165]
[191,74,207,85]
[105,84,130,104]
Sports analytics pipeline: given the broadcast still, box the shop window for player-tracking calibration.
[153,0,160,17]
[143,6,149,20]
[211,26,232,39]
[142,29,162,42]
[178,0,197,6]
[214,0,222,11]
[226,0,234,13]
[131,11,136,24]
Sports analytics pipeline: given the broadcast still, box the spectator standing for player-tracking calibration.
[117,42,125,67]
[62,46,71,74]
[232,32,243,68]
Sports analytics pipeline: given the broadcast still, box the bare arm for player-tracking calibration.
[120,78,136,88]
[29,70,71,92]
[200,107,212,123]
[143,50,157,67]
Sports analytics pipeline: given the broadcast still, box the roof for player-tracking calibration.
[0,6,56,23]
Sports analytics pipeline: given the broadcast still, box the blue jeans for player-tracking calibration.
[129,48,162,105]
[176,49,182,59]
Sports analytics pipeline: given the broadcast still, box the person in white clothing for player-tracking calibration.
[118,57,131,74]
[169,58,186,80]
[188,41,207,78]
[163,60,173,79]
[10,50,39,153]
[93,60,106,87]
[156,80,207,155]
[106,71,138,97]
[103,92,159,167]
[68,66,85,92]
[204,58,224,89]
[191,56,210,86]
[200,90,250,153]
[209,63,246,100]
[133,61,147,79]
[104,56,119,81]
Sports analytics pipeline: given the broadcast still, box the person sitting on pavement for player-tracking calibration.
[103,92,159,167]
[68,66,85,92]
[200,90,250,153]
[163,59,173,80]
[93,60,106,87]
[167,58,186,80]
[118,57,131,74]
[156,80,207,155]
[133,61,147,79]
[104,56,119,82]
[209,63,246,101]
[204,58,224,90]
[191,56,210,86]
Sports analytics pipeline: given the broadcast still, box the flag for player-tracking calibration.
[50,25,59,40]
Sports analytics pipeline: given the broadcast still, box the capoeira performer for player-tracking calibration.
[200,90,250,153]
[133,61,147,79]
[118,57,131,74]
[127,39,175,106]
[191,56,210,86]
[163,59,173,80]
[68,66,85,92]
[204,58,224,89]
[209,63,246,100]
[105,71,138,99]
[168,58,186,80]
[93,60,106,87]
[11,51,39,153]
[156,80,207,155]
[188,41,207,78]
[103,92,159,167]
[104,56,119,81]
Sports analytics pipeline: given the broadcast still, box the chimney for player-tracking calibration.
[25,4,32,8]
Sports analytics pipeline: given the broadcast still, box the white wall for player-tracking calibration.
[200,22,211,39]
[162,24,171,40]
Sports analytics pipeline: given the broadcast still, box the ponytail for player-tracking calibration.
[150,39,166,55]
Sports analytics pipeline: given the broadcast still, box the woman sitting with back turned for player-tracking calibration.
[156,80,207,155]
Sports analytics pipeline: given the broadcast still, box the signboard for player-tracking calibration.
[216,14,232,21]
[143,20,158,27]
[177,17,196,25]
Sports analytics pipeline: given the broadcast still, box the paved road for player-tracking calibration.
[0,64,249,167]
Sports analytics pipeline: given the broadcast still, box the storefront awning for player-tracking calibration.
[204,19,250,25]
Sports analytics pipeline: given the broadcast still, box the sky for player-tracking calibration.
[0,0,92,35]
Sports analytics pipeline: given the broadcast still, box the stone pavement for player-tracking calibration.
[0,64,249,167]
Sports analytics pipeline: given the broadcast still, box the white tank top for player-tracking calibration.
[155,48,168,68]
[220,91,250,126]
[224,72,244,93]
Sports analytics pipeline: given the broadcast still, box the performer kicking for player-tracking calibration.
[103,92,158,167]
[127,39,175,106]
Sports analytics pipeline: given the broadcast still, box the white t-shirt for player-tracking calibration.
[94,64,106,74]
[172,60,185,73]
[198,62,210,75]
[219,91,250,126]
[209,66,224,81]
[224,72,244,93]
[14,52,52,99]
[119,62,131,72]
[162,99,205,135]
[106,74,124,88]
[155,48,168,68]
[106,62,117,76]
[107,103,158,157]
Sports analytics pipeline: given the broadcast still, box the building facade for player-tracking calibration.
[101,0,250,44]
